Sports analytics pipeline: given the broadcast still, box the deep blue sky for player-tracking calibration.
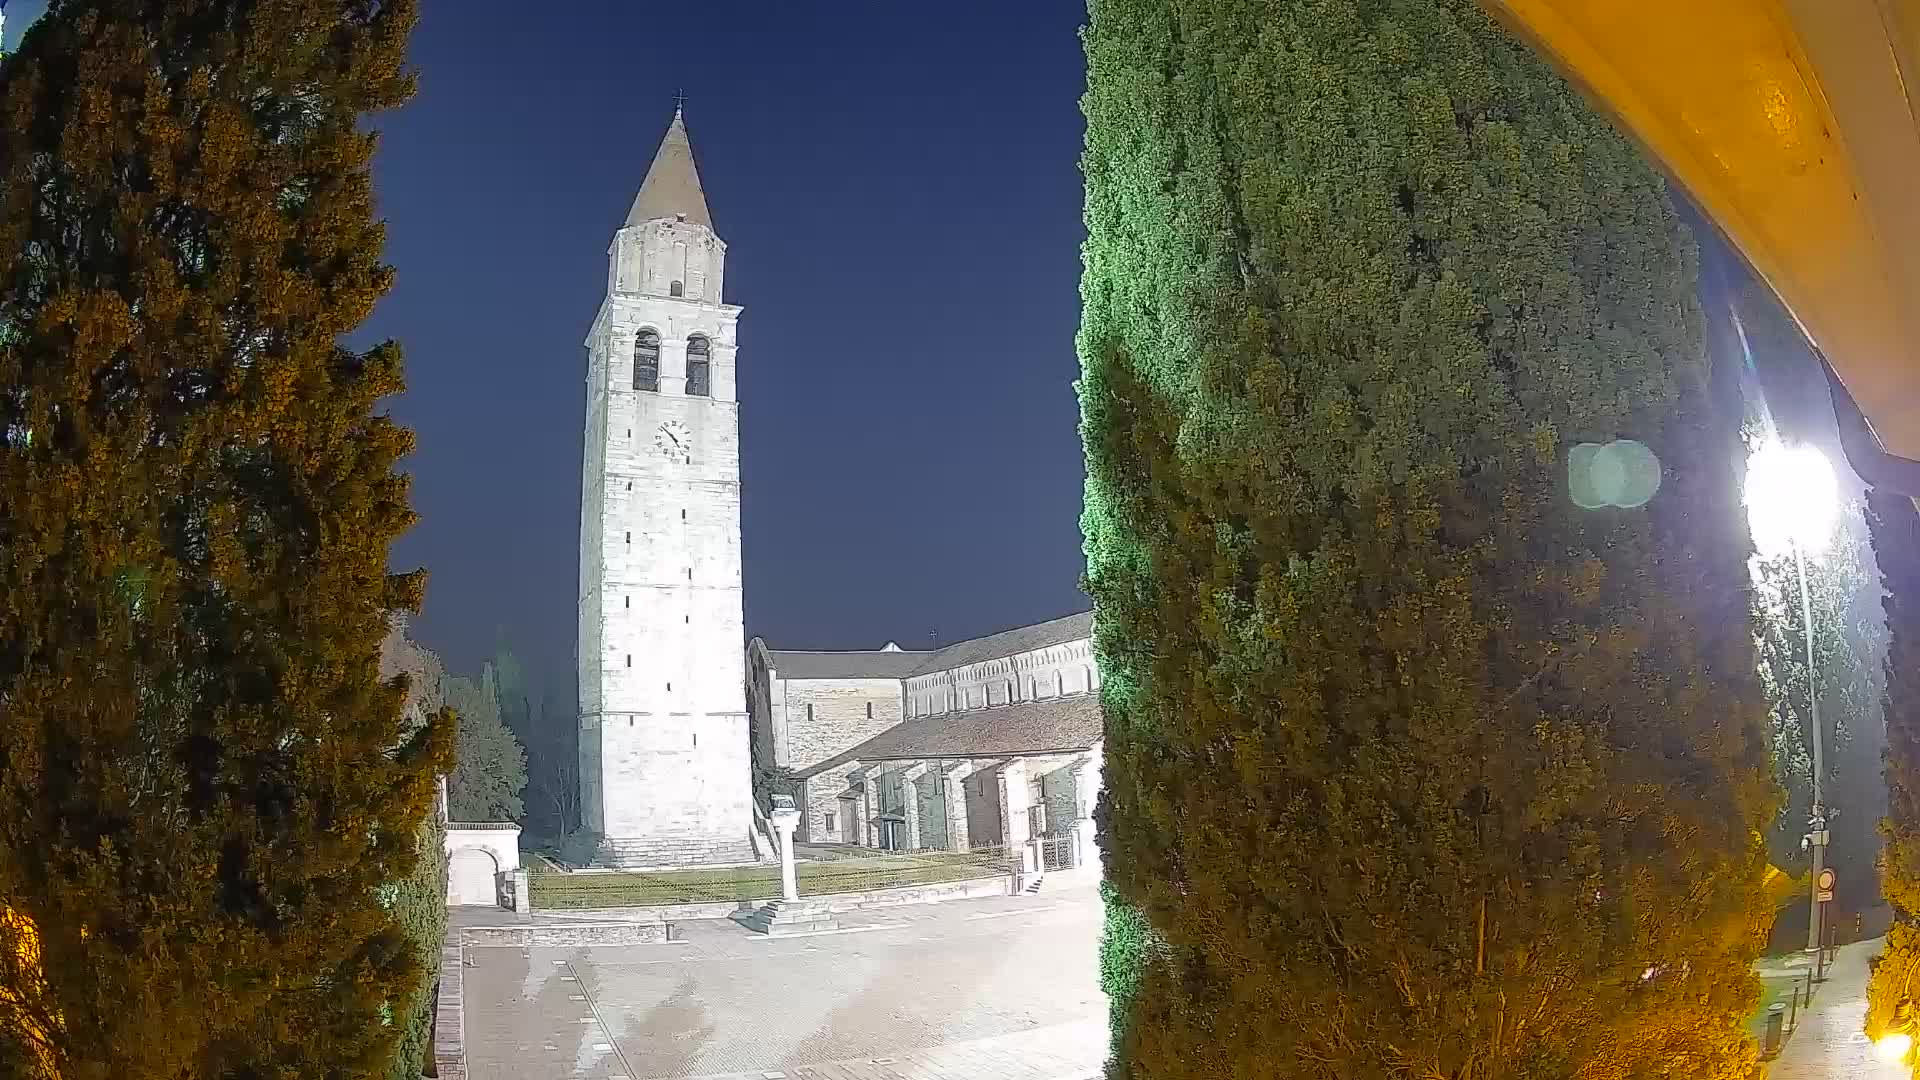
[359,2,1093,682]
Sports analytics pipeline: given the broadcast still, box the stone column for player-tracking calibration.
[771,806,800,902]
[941,761,975,852]
[900,763,928,850]
[849,773,870,849]
[1071,750,1102,873]
[997,759,1032,861]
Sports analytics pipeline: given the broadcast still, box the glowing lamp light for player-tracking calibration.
[1875,1031,1912,1063]
[1744,441,1838,559]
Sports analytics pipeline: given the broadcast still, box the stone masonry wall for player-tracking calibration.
[776,677,903,841]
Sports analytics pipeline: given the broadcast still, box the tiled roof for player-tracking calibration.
[909,611,1093,676]
[796,692,1102,778]
[765,649,933,680]
[763,609,1093,682]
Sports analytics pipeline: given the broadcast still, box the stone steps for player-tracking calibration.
[599,834,760,869]
[732,899,840,936]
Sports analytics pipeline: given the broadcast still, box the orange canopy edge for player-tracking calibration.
[1479,0,1920,466]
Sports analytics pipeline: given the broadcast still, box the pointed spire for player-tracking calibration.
[624,102,712,230]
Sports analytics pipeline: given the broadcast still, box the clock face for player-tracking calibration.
[654,420,692,462]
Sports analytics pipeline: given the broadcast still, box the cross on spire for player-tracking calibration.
[673,89,687,116]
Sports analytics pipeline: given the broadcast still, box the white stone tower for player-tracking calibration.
[578,107,755,867]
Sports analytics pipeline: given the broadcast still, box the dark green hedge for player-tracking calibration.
[1077,0,1775,1075]
[385,818,448,1080]
[1867,487,1920,1044]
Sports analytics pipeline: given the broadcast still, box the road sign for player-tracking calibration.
[1817,868,1837,891]
[1818,889,1834,902]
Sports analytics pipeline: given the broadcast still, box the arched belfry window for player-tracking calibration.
[633,329,660,392]
[686,335,711,397]
[670,280,685,297]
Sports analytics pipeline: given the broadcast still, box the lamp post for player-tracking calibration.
[1745,441,1840,955]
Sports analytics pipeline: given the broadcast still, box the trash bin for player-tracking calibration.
[1764,1002,1787,1057]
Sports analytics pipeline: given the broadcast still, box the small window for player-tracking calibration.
[866,701,873,719]
[806,704,814,722]
[633,329,660,392]
[824,811,836,832]
[625,655,631,668]
[670,280,684,297]
[686,336,711,397]
[624,595,629,609]
[625,531,631,544]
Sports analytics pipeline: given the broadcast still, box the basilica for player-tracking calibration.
[576,109,1103,876]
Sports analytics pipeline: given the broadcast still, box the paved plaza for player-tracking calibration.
[461,885,1108,1080]
[1770,938,1905,1079]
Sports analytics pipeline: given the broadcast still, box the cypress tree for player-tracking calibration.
[1867,486,1920,1049]
[1077,1,1775,1075]
[0,2,450,1076]
[444,665,528,823]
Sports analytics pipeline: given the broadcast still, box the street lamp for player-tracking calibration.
[1745,440,1840,955]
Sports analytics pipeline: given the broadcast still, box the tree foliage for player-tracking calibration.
[0,2,450,1076]
[1748,501,1886,872]
[1867,486,1920,1042]
[1076,0,1775,1075]
[377,618,450,1080]
[443,663,527,823]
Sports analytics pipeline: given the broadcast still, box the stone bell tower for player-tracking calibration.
[577,106,755,867]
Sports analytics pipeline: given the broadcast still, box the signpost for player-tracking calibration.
[1813,867,1838,982]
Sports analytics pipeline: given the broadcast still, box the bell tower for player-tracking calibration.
[578,107,755,867]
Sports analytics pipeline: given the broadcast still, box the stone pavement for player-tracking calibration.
[1769,937,1905,1079]
[462,886,1108,1080]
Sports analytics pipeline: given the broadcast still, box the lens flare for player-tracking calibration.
[1875,1032,1912,1063]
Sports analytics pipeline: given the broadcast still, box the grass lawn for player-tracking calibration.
[529,848,1014,909]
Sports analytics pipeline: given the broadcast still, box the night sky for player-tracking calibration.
[354,1,1094,682]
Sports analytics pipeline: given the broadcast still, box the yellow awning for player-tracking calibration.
[1480,1,1920,465]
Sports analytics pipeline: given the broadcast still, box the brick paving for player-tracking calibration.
[1769,938,1905,1079]
[461,887,1107,1080]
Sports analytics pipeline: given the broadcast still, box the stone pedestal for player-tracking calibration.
[771,806,800,902]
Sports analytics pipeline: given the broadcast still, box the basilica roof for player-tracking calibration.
[763,610,1094,683]
[764,648,933,680]
[795,692,1102,777]
[907,610,1092,676]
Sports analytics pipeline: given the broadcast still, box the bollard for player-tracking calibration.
[1788,979,1801,1032]
[1764,1002,1787,1057]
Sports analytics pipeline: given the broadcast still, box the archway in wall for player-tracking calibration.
[447,847,500,907]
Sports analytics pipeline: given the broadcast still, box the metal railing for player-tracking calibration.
[527,843,1018,909]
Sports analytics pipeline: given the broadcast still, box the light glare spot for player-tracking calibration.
[1875,1032,1911,1063]
[1745,441,1837,557]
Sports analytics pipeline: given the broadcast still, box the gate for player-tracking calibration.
[1039,831,1077,872]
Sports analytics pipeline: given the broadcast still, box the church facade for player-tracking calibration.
[746,613,1105,876]
[576,109,759,868]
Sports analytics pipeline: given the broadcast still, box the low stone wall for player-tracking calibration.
[543,899,747,923]
[806,875,1012,912]
[433,943,466,1080]
[457,921,668,948]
